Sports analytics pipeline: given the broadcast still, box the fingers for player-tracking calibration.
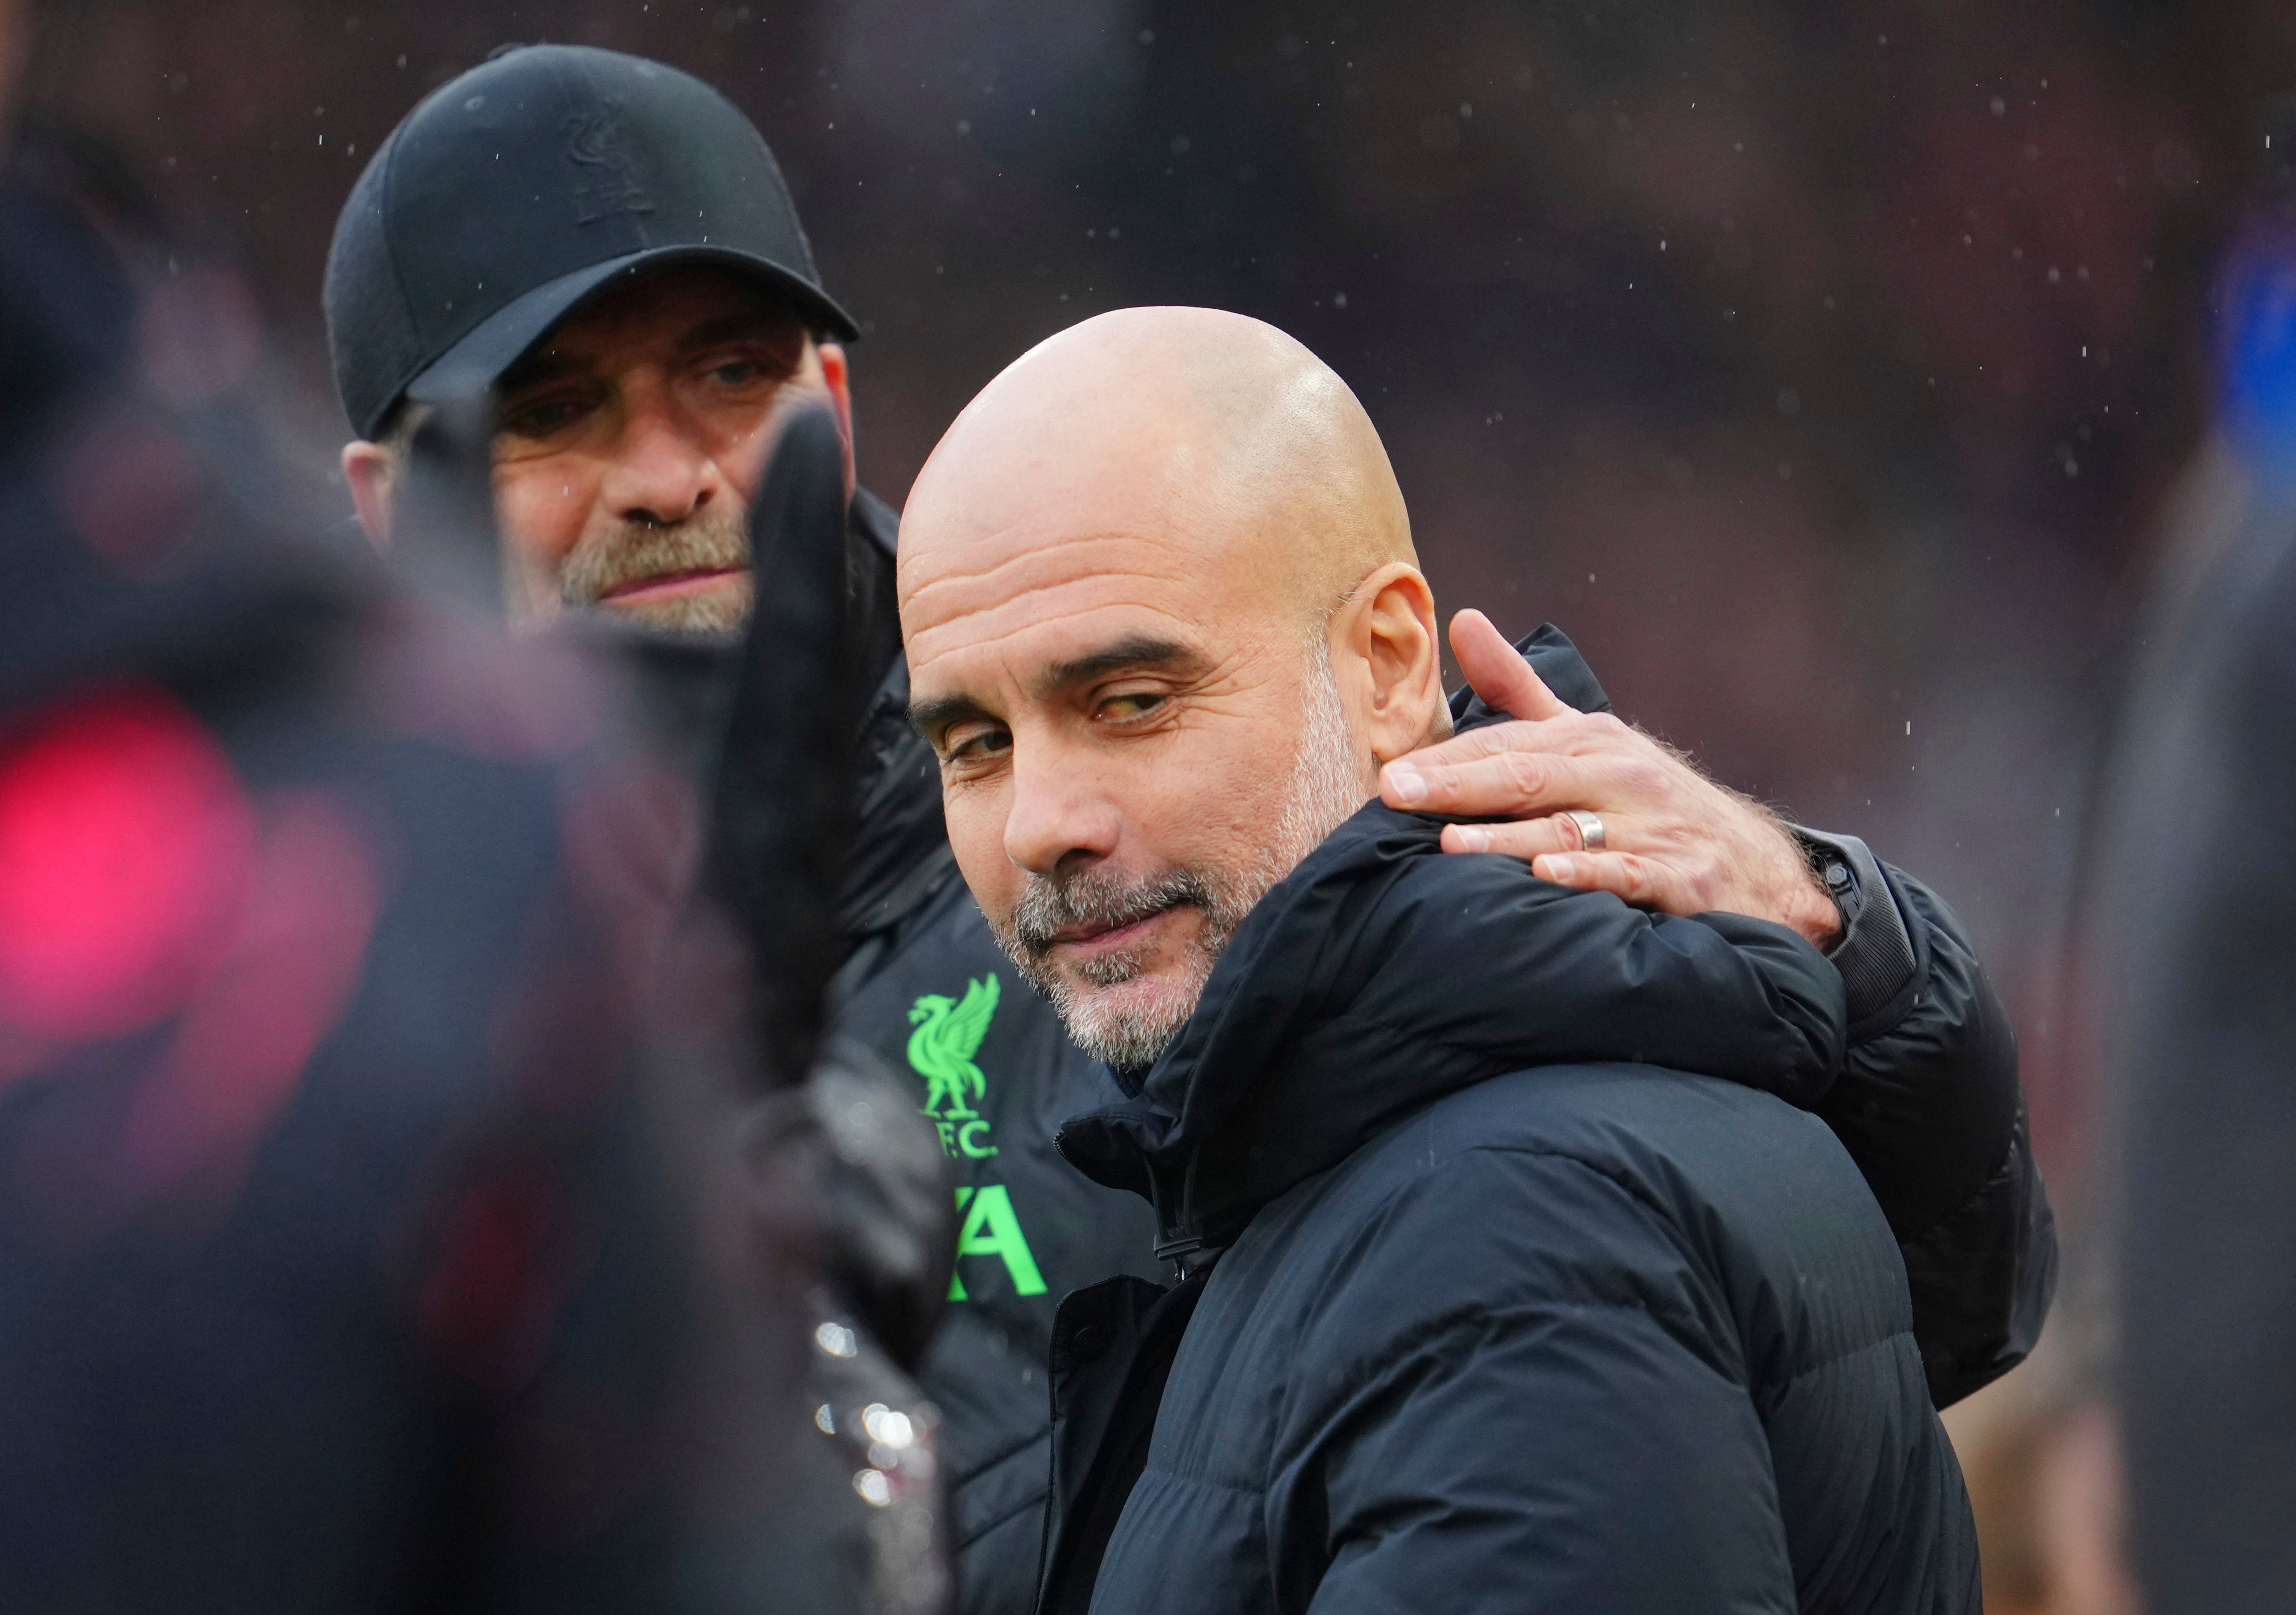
[1385,715,1572,779]
[1529,850,1669,908]
[1448,609,1571,723]
[1445,822,1695,919]
[1383,745,1610,817]
[1385,689,1626,789]
[1438,815,1586,861]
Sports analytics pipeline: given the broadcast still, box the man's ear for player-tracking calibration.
[817,341,857,498]
[1335,561,1449,765]
[341,440,396,548]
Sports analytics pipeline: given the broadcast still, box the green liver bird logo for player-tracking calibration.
[908,975,1001,1119]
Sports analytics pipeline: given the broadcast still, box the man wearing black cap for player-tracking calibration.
[328,44,863,636]
[325,44,2054,1615]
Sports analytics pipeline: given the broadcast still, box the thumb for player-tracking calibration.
[1450,608,1570,722]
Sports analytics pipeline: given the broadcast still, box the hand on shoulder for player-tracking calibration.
[1379,609,1841,948]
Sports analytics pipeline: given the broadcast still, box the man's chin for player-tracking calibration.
[1047,967,1207,1071]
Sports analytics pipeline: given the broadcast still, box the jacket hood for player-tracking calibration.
[1056,653,1845,1255]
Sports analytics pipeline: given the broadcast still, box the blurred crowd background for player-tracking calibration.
[14,1,2296,1609]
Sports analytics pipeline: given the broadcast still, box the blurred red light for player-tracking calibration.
[0,686,253,1041]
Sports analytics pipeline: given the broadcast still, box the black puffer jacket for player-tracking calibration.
[1039,805,1980,1615]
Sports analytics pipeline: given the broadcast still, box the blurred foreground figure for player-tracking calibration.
[0,110,943,1611]
[2106,186,2296,1611]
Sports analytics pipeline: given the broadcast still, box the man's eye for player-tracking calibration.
[500,396,589,438]
[1099,692,1168,722]
[697,349,789,389]
[946,726,1012,763]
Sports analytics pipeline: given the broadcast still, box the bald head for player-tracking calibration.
[902,307,1415,656]
[899,307,1450,1070]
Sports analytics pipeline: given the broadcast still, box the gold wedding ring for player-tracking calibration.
[1563,809,1607,852]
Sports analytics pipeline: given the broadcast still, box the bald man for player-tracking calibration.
[900,308,1981,1615]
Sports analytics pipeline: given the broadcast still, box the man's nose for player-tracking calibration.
[600,385,721,525]
[1002,747,1122,879]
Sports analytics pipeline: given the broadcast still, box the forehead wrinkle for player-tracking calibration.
[901,532,1198,639]
[905,593,1200,676]
[900,530,1191,601]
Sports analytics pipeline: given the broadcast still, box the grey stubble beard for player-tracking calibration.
[557,507,755,637]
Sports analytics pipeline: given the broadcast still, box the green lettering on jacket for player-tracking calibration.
[947,1184,1047,1300]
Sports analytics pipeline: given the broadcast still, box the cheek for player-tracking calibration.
[491,461,594,575]
[941,779,1016,915]
[1151,721,1287,849]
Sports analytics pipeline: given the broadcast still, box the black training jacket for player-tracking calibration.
[827,494,2047,1615]
[1037,805,1981,1615]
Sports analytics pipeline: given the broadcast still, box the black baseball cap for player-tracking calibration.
[325,44,858,441]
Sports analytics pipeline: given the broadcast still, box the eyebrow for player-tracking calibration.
[907,691,995,742]
[1039,636,1196,694]
[495,312,802,399]
[906,636,1202,742]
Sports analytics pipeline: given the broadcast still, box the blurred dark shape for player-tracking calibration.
[578,618,957,1373]
[535,404,955,1608]
[0,121,337,707]
[708,410,953,1384]
[2107,482,2296,1609]
[395,380,509,611]
[2098,105,2296,1613]
[712,407,866,1092]
[534,425,952,1609]
[0,116,943,1613]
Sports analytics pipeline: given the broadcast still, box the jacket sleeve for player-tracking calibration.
[1290,1150,1797,1615]
[1493,625,2054,1407]
[1330,811,1850,1110]
[1793,828,2057,1408]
